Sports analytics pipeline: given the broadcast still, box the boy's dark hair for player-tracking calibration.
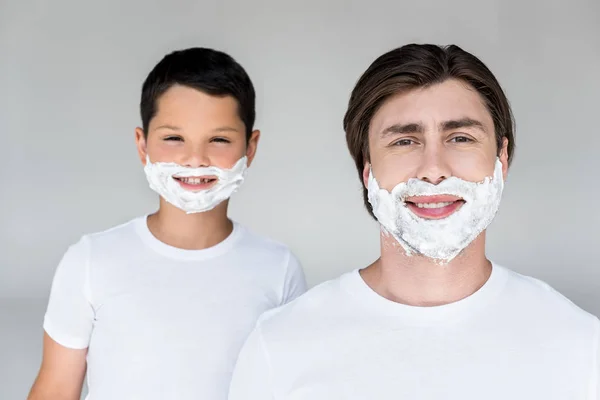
[140,47,255,140]
[343,44,516,219]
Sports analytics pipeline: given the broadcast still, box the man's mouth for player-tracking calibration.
[413,201,456,209]
[173,176,218,191]
[404,195,465,219]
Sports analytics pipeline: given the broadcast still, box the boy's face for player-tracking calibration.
[135,84,259,190]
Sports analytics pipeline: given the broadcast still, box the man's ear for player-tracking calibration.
[362,161,371,189]
[499,136,509,180]
[135,127,148,165]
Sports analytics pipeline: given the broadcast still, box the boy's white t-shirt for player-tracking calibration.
[43,215,307,400]
[229,263,600,400]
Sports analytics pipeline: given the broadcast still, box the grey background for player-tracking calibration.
[1,0,599,398]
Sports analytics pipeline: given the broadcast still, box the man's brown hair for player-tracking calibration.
[343,44,515,219]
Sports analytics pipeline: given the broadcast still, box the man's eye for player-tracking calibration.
[450,136,473,143]
[392,139,415,146]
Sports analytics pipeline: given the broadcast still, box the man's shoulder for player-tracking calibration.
[256,271,355,333]
[499,264,598,333]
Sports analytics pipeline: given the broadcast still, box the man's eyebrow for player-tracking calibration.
[380,123,424,137]
[440,118,486,133]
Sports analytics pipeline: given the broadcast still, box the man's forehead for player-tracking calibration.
[370,79,493,132]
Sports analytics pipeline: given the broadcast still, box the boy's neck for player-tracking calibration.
[146,200,233,250]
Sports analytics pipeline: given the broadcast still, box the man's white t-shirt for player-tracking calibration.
[43,215,307,400]
[229,263,599,400]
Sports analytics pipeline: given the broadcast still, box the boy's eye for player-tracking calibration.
[164,136,183,142]
[212,137,231,143]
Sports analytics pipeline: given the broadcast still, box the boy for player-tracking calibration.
[28,47,307,400]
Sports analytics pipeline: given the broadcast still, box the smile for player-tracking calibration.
[404,195,465,220]
[174,177,216,184]
[413,201,455,209]
[173,176,218,191]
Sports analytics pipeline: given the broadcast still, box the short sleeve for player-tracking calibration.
[228,322,275,400]
[280,250,307,305]
[43,236,94,349]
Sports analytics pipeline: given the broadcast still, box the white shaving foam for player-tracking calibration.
[143,155,248,214]
[367,158,504,263]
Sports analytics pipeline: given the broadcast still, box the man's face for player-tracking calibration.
[364,78,508,219]
[136,84,259,191]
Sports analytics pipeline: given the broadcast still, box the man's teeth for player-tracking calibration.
[414,201,455,209]
[177,177,214,184]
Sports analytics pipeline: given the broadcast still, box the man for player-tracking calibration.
[28,47,307,400]
[228,44,599,399]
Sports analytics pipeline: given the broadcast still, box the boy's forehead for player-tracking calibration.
[151,87,243,127]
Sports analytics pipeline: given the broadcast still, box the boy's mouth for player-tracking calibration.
[173,176,218,191]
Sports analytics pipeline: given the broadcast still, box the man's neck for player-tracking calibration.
[360,232,492,307]
[146,200,233,250]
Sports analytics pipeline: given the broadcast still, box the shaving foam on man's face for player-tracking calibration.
[363,79,508,263]
[144,155,248,214]
[367,158,504,263]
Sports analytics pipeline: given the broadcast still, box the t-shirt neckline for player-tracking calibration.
[134,214,242,261]
[341,262,509,325]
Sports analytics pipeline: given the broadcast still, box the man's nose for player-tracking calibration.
[415,146,451,184]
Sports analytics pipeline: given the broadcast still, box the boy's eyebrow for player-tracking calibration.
[154,124,181,131]
[213,126,241,133]
[153,125,241,133]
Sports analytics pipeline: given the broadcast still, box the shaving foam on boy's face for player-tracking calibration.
[143,155,248,214]
[367,158,504,263]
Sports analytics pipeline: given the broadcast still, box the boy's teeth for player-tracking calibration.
[179,177,213,184]
[415,201,454,209]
